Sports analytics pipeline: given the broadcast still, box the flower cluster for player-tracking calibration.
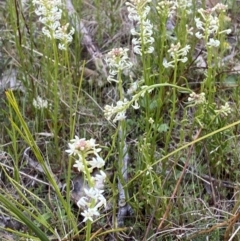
[195,10,219,40]
[33,0,74,50]
[177,0,192,12]
[104,85,155,122]
[215,102,232,116]
[104,99,129,123]
[33,96,48,109]
[104,48,135,122]
[157,0,192,17]
[188,93,232,117]
[195,4,231,47]
[66,136,106,222]
[215,3,228,11]
[127,79,143,96]
[163,42,191,68]
[188,92,206,105]
[78,187,106,222]
[126,0,154,55]
[156,1,175,18]
[105,48,133,83]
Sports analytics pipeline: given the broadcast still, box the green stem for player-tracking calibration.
[86,220,92,241]
[117,70,128,196]
[205,46,214,103]
[164,58,178,158]
[49,32,60,159]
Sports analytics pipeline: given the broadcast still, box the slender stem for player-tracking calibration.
[50,33,60,159]
[86,220,91,241]
[117,70,127,193]
[164,58,178,160]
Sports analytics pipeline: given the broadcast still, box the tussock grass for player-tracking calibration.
[0,0,240,240]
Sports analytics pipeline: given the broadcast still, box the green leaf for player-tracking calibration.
[0,194,50,241]
[157,123,169,133]
[222,75,238,88]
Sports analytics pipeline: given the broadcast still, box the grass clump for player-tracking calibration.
[0,0,240,240]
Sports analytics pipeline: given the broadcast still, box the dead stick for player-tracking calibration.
[224,212,240,241]
[188,212,240,240]
[64,0,108,79]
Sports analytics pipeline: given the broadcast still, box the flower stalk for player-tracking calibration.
[66,137,106,240]
[194,4,231,103]
[105,47,134,225]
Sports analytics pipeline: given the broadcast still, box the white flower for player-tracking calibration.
[88,155,105,169]
[33,96,48,109]
[195,17,204,31]
[69,137,88,152]
[81,207,100,222]
[127,81,139,95]
[146,46,154,54]
[157,0,192,20]
[194,7,231,47]
[130,28,138,36]
[178,0,192,9]
[77,186,106,222]
[126,0,154,55]
[93,170,107,190]
[66,136,101,157]
[215,102,232,116]
[168,43,190,57]
[133,44,142,55]
[77,196,89,208]
[186,25,194,35]
[54,24,75,50]
[212,3,228,12]
[95,193,107,209]
[113,111,126,123]
[188,92,206,105]
[106,48,132,70]
[42,27,52,38]
[94,170,106,181]
[73,160,85,173]
[33,0,74,50]
[164,43,190,68]
[132,100,140,109]
[180,57,188,63]
[65,142,78,156]
[104,99,129,121]
[163,58,174,68]
[195,31,203,39]
[126,2,140,22]
[105,48,133,82]
[221,102,232,116]
[84,187,104,201]
[180,45,191,56]
[207,38,220,47]
[149,118,154,124]
[58,43,66,50]
[107,75,118,83]
[88,138,101,153]
[219,29,232,35]
[65,134,106,224]
[103,104,115,120]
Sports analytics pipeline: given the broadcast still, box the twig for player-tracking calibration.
[224,212,240,241]
[187,212,240,240]
[228,225,240,241]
